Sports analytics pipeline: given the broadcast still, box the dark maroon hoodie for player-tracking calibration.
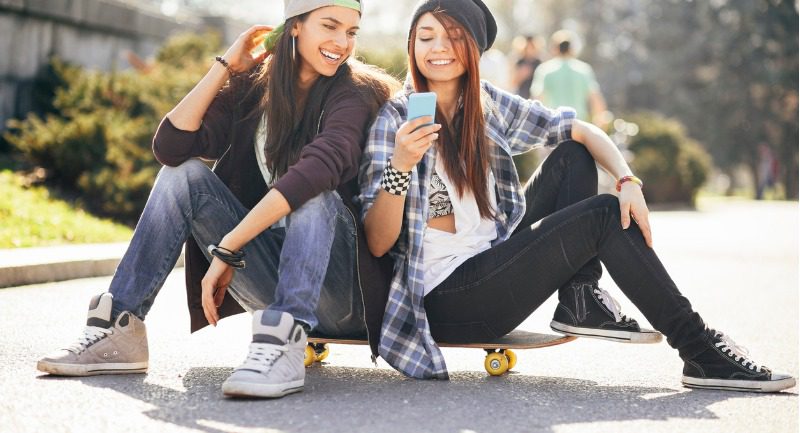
[152,67,391,357]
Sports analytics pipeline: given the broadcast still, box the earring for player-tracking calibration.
[292,36,296,61]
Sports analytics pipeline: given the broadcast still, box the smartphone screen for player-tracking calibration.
[407,92,437,130]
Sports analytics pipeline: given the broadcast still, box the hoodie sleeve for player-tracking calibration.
[271,86,372,210]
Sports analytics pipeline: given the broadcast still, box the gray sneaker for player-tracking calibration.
[37,293,149,376]
[222,310,306,398]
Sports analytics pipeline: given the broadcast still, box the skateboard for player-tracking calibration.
[304,330,577,376]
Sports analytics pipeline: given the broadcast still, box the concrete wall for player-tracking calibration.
[0,0,247,133]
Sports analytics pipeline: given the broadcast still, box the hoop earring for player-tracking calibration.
[292,36,296,62]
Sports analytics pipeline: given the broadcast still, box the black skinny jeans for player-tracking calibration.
[424,141,709,360]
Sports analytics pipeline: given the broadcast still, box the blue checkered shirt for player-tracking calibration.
[357,81,576,379]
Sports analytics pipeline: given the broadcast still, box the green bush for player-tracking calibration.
[625,112,713,206]
[359,47,408,82]
[0,170,132,247]
[4,33,221,224]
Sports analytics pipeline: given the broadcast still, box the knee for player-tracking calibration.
[288,191,339,225]
[553,140,594,168]
[594,193,620,216]
[156,159,211,187]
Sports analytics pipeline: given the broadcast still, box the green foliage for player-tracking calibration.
[626,113,712,206]
[4,32,221,223]
[0,171,132,247]
[513,152,541,183]
[359,47,408,82]
[551,0,798,199]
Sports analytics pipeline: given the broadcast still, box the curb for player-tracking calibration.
[0,243,184,288]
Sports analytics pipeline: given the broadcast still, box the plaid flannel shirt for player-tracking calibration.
[357,81,576,379]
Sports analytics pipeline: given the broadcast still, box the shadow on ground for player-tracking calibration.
[37,365,794,433]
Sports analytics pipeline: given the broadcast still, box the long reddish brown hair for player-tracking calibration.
[409,10,493,219]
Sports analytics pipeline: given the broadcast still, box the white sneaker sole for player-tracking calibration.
[682,375,796,393]
[222,379,304,398]
[37,360,148,376]
[550,320,663,344]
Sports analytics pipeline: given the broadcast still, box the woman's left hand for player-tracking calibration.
[619,183,653,248]
[201,257,234,326]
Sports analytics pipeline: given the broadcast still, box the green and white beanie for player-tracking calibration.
[284,0,362,19]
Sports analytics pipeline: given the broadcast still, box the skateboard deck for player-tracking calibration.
[305,330,576,376]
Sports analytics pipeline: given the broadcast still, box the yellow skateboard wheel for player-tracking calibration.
[484,352,509,376]
[304,344,316,367]
[315,344,330,362]
[504,349,517,370]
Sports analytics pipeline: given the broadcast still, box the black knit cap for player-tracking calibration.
[408,0,497,54]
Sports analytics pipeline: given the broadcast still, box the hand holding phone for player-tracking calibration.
[407,92,437,130]
[392,92,441,172]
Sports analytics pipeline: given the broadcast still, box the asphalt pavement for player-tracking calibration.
[0,198,797,433]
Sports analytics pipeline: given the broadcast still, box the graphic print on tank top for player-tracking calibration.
[429,170,454,219]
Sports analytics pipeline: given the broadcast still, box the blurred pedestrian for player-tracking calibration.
[509,34,544,99]
[756,143,779,200]
[531,29,608,128]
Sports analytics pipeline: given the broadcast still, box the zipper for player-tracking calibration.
[342,204,377,366]
[211,142,233,171]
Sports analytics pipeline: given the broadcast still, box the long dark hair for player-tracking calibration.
[409,11,493,219]
[247,9,398,179]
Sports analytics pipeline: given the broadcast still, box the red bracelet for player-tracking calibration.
[616,175,643,192]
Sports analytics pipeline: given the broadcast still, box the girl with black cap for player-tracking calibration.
[359,0,794,392]
[38,0,399,399]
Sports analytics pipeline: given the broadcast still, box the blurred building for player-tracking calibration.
[0,0,247,135]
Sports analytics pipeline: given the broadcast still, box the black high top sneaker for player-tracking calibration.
[550,281,662,343]
[682,330,796,392]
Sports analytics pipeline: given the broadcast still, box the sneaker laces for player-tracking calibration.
[592,287,631,323]
[714,332,763,372]
[236,342,288,374]
[66,326,112,354]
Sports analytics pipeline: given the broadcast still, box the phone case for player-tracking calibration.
[407,92,437,126]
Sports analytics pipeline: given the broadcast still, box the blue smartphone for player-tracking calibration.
[407,92,437,130]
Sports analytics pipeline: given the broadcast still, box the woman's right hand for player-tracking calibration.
[221,25,274,73]
[391,116,441,172]
[201,257,234,326]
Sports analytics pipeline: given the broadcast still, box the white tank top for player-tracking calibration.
[423,158,498,295]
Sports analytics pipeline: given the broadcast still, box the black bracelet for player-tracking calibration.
[207,244,246,269]
[214,56,236,77]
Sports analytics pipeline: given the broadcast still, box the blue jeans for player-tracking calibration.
[108,159,364,335]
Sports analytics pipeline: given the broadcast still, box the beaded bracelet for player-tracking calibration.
[381,160,412,196]
[214,56,235,77]
[616,175,644,192]
[207,244,246,269]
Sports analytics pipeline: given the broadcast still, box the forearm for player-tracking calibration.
[166,62,231,131]
[571,120,632,179]
[364,190,406,257]
[218,189,291,252]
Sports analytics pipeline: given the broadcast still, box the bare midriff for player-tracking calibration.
[428,214,456,233]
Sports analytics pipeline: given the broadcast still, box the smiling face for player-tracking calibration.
[412,12,468,89]
[292,6,360,84]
